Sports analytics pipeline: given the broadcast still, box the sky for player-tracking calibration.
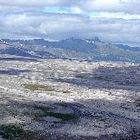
[0,0,140,47]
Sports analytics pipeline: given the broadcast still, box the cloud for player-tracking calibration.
[0,12,140,44]
[0,0,139,47]
[0,0,139,13]
[0,0,66,7]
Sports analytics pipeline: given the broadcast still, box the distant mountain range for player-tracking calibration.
[0,38,140,63]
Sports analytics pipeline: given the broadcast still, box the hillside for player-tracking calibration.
[1,38,140,63]
[0,57,140,139]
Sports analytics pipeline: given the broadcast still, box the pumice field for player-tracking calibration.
[1,0,140,139]
[0,55,140,140]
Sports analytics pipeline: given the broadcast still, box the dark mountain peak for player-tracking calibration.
[61,37,102,47]
[33,38,46,42]
[94,36,101,42]
[32,38,48,44]
[62,37,101,43]
[62,37,84,43]
[87,37,101,42]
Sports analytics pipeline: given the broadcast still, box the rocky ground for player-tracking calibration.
[0,55,140,140]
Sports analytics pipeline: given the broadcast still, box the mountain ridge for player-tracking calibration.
[0,37,140,63]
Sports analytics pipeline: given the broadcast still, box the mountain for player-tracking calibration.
[115,44,140,52]
[0,39,55,59]
[0,38,140,63]
[0,40,34,57]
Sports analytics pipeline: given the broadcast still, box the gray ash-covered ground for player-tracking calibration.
[0,55,140,139]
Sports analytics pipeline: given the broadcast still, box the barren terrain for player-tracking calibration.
[0,55,140,139]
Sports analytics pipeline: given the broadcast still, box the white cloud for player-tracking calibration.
[90,12,140,20]
[0,0,139,13]
[80,0,140,14]
[0,0,67,7]
[0,13,140,45]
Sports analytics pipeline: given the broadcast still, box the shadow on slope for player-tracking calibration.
[0,57,37,62]
[0,98,139,140]
[0,69,30,75]
[53,65,140,92]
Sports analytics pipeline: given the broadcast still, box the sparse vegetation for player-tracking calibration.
[25,104,77,122]
[43,111,77,122]
[33,105,77,122]
[56,102,69,107]
[23,84,55,92]
[75,75,85,79]
[62,90,71,93]
[134,99,140,110]
[23,84,71,93]
[0,124,37,140]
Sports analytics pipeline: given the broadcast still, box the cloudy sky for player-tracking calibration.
[0,0,140,47]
